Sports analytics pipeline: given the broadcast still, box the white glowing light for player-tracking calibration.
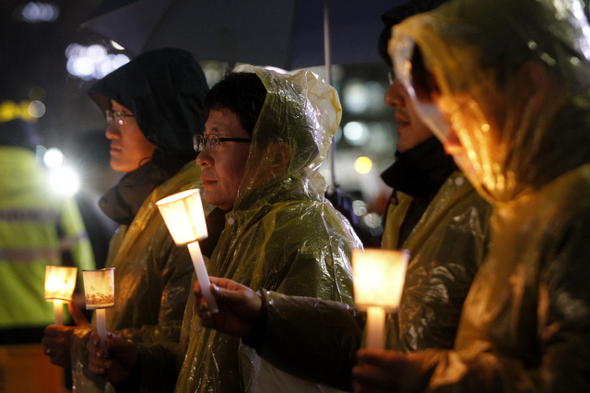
[110,41,125,50]
[22,2,59,23]
[44,147,64,168]
[352,200,367,216]
[28,100,46,118]
[65,44,130,81]
[343,121,369,146]
[49,166,80,197]
[112,54,131,68]
[264,66,289,74]
[343,80,368,114]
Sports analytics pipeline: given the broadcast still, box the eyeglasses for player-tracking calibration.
[106,110,135,126]
[193,134,251,152]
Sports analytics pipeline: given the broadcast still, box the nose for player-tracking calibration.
[196,149,212,168]
[385,78,406,109]
[105,123,121,140]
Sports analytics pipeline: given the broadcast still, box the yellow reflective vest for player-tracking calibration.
[0,146,95,328]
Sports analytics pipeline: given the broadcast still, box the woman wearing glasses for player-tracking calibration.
[42,48,215,393]
[86,66,361,393]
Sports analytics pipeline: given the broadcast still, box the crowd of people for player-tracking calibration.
[2,0,589,392]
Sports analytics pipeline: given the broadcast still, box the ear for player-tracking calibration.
[516,61,550,113]
[268,142,291,174]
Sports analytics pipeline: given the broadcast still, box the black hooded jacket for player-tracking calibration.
[88,48,209,225]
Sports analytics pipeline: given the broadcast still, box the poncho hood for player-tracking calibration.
[230,65,341,210]
[88,48,208,155]
[391,0,590,203]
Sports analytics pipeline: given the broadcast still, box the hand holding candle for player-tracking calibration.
[353,249,409,349]
[157,189,218,313]
[44,265,78,325]
[83,268,115,356]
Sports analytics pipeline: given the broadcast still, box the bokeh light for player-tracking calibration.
[344,122,370,146]
[354,156,373,174]
[21,2,59,23]
[49,166,80,197]
[65,43,130,81]
[44,147,64,168]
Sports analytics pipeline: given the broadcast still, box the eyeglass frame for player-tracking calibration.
[193,134,252,152]
[106,110,135,126]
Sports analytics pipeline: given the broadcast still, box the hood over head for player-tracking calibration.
[390,0,590,203]
[230,65,341,209]
[88,48,208,156]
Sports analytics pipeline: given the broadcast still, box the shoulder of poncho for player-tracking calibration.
[151,161,201,201]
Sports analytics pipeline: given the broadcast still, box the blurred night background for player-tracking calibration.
[0,0,410,243]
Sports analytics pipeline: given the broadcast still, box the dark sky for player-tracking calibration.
[0,0,127,152]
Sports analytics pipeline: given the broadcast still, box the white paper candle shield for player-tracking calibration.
[83,268,115,356]
[156,189,208,245]
[45,265,78,325]
[157,189,218,313]
[45,265,78,301]
[352,249,409,349]
[83,268,115,310]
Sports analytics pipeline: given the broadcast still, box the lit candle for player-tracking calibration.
[352,249,409,349]
[44,265,78,325]
[157,189,218,313]
[83,268,115,356]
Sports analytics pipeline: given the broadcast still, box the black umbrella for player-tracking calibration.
[82,0,404,191]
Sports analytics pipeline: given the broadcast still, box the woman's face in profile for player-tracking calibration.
[196,109,252,211]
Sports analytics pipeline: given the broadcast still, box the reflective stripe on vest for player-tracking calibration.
[0,208,60,223]
[0,248,60,262]
[1,207,63,263]
[59,232,89,252]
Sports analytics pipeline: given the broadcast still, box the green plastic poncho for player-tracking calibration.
[387,0,590,391]
[174,65,361,393]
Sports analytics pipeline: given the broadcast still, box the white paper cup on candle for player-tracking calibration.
[352,249,409,349]
[83,268,115,355]
[45,265,78,325]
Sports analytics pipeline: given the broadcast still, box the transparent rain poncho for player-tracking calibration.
[385,0,590,391]
[234,147,491,393]
[382,170,491,352]
[71,162,204,393]
[391,0,590,203]
[174,66,361,393]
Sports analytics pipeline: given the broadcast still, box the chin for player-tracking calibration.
[110,161,134,173]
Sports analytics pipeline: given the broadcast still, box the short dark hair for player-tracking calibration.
[378,0,450,67]
[204,72,267,136]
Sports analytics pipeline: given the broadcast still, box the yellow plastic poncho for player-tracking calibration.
[72,161,203,393]
[234,172,490,392]
[388,0,590,391]
[174,66,361,393]
[383,170,491,352]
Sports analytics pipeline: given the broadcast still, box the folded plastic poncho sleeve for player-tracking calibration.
[252,290,364,391]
